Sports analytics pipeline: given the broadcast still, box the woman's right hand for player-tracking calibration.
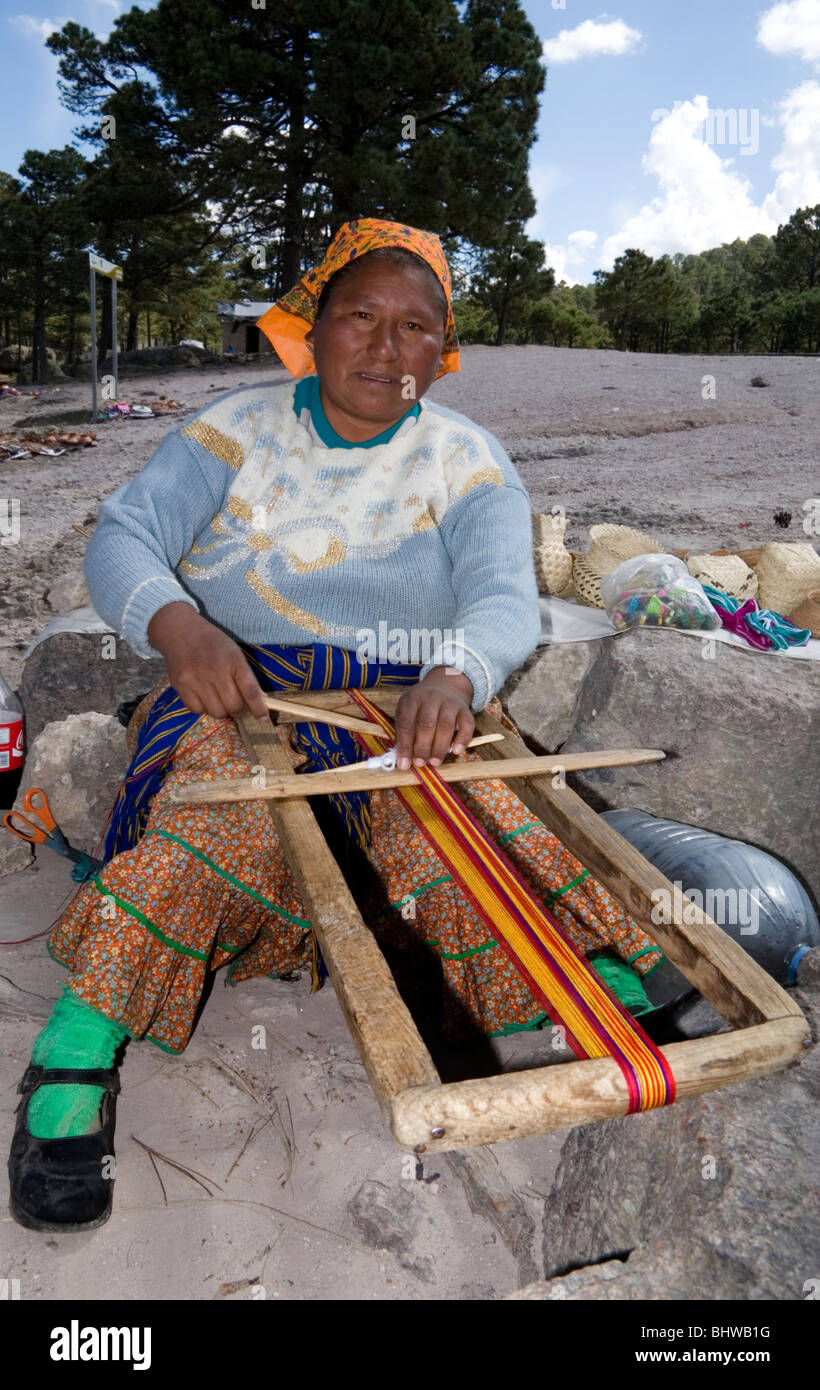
[147,602,269,720]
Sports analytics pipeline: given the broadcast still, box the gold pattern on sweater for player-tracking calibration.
[227,496,254,521]
[180,420,244,471]
[245,569,330,634]
[458,466,504,496]
[286,534,347,573]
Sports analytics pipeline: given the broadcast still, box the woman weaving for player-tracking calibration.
[9,219,665,1231]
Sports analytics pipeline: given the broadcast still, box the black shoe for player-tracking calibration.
[7,1065,120,1232]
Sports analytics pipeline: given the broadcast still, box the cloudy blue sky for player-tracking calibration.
[2,0,819,286]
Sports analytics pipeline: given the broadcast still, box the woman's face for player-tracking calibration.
[304,259,447,442]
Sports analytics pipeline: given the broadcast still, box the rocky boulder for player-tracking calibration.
[45,569,91,613]
[0,344,61,374]
[501,630,820,903]
[16,360,67,384]
[21,631,165,745]
[69,346,220,378]
[504,947,819,1301]
[13,712,127,852]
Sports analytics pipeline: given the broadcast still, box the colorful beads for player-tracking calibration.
[609,581,719,631]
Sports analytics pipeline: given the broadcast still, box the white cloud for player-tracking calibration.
[758,0,820,66]
[10,14,69,42]
[761,79,820,221]
[596,89,820,270]
[543,230,598,283]
[542,18,642,65]
[10,2,121,45]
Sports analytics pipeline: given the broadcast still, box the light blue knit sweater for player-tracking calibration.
[83,375,541,710]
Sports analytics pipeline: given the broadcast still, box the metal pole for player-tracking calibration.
[90,265,97,423]
[111,274,118,404]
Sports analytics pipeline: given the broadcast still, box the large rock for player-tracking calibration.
[509,949,819,1301]
[16,360,67,384]
[506,1237,761,1300]
[14,712,128,849]
[45,570,91,613]
[507,632,819,901]
[500,641,601,752]
[69,346,220,378]
[21,631,165,745]
[0,344,60,373]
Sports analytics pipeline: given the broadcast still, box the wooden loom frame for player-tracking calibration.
[235,690,809,1154]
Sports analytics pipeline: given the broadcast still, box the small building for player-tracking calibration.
[217,301,277,356]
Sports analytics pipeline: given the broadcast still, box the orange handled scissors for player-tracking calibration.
[4,787,59,845]
[3,787,102,880]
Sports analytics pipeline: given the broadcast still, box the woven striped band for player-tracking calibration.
[347,689,676,1114]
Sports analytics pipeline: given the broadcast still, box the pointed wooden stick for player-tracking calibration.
[261,694,385,736]
[170,748,666,805]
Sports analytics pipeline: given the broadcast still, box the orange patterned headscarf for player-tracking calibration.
[256,218,460,381]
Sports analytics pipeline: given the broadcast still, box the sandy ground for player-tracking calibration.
[0,856,561,1301]
[0,346,817,1301]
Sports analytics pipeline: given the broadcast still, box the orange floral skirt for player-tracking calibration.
[48,696,663,1052]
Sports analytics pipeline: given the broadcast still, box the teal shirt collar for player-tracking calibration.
[293,374,420,449]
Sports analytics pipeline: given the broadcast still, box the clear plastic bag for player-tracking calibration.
[600,553,720,631]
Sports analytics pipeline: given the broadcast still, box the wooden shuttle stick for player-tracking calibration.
[261,695,386,736]
[171,748,666,805]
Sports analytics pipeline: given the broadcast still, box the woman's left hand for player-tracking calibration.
[394,668,475,771]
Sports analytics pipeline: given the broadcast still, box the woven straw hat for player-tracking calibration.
[532,511,568,546]
[534,543,573,595]
[572,554,608,607]
[788,587,820,637]
[572,523,661,608]
[586,523,660,570]
[532,512,573,595]
[754,542,820,616]
[687,553,758,601]
[736,546,764,569]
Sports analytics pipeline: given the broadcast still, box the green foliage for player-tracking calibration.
[523,285,612,348]
[773,205,820,291]
[0,148,90,377]
[589,208,820,354]
[470,230,555,344]
[449,296,496,344]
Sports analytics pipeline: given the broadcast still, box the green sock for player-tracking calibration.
[28,990,127,1139]
[589,950,654,1015]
